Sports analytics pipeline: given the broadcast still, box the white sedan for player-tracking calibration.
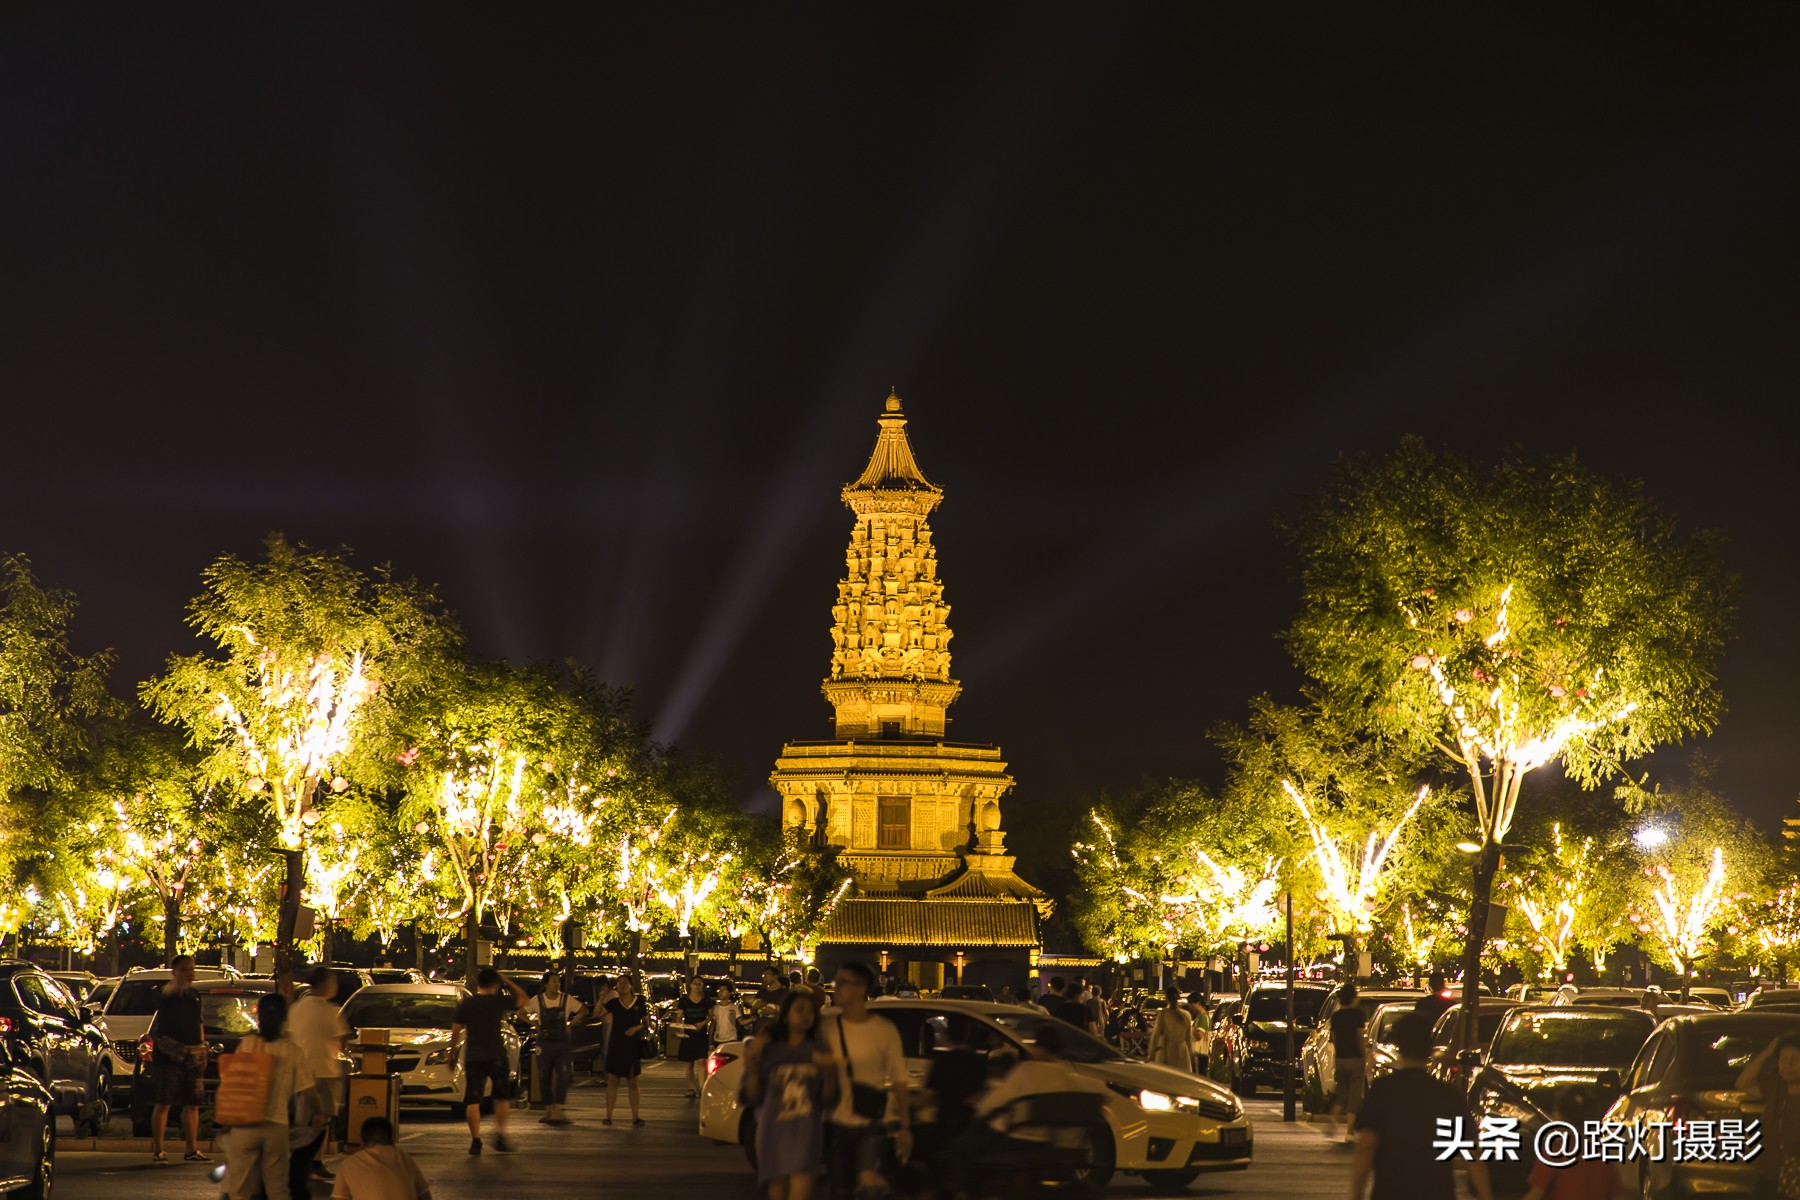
[700,999,1251,1190]
[338,983,522,1114]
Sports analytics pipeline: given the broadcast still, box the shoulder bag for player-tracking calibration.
[835,1017,888,1122]
[214,1037,276,1128]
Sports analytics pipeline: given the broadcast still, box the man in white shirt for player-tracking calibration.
[330,1117,431,1200]
[288,968,351,1182]
[822,960,912,1199]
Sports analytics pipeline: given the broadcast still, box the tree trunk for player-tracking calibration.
[319,917,335,971]
[275,847,304,992]
[163,892,180,964]
[464,906,480,988]
[109,924,122,977]
[629,928,643,984]
[1459,841,1500,1053]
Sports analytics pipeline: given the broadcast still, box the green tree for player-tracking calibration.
[724,822,851,967]
[1287,440,1735,1040]
[142,535,459,980]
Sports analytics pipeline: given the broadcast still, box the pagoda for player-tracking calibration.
[770,390,1048,992]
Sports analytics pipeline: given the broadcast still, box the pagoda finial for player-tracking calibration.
[847,387,936,493]
[886,387,902,414]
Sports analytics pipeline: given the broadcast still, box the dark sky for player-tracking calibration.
[5,8,1798,882]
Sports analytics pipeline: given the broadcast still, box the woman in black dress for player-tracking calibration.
[603,975,648,1126]
[676,977,712,1098]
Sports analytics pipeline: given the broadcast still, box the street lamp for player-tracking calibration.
[953,951,966,984]
[1635,826,1669,850]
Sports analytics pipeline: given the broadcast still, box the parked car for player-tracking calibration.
[1506,983,1563,1004]
[311,965,375,1004]
[1426,1001,1523,1091]
[0,960,111,1124]
[1299,987,1423,1110]
[1682,987,1736,1009]
[0,1037,54,1197]
[1607,1010,1800,1200]
[126,979,292,1137]
[86,978,118,1013]
[700,998,1250,1190]
[1464,1005,1655,1190]
[47,972,100,1005]
[1219,983,1333,1096]
[337,983,521,1115]
[1743,988,1800,1009]
[938,984,995,1002]
[367,968,426,986]
[98,966,237,1117]
[1550,987,1647,1008]
[1365,1001,1423,1084]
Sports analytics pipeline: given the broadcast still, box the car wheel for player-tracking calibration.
[740,1109,758,1170]
[1141,1167,1201,1190]
[16,1119,51,1200]
[1072,1124,1116,1192]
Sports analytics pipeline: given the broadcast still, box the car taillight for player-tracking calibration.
[138,1037,155,1064]
[0,1017,12,1035]
[706,1051,737,1077]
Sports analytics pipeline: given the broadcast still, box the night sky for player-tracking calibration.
[5,8,1798,885]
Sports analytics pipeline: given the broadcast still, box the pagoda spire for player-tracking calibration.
[824,390,959,738]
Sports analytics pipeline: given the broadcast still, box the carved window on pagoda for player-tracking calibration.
[878,796,911,849]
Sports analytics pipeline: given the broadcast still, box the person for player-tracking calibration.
[449,967,528,1155]
[1735,1031,1800,1197]
[998,985,1015,1005]
[533,970,587,1125]
[1187,992,1214,1075]
[149,955,210,1164]
[1521,1086,1622,1200]
[920,1021,988,1152]
[805,967,826,1002]
[593,975,619,1066]
[709,982,743,1048]
[1639,986,1664,1015]
[1084,981,1109,1043]
[603,974,649,1126]
[759,966,791,1035]
[288,966,351,1183]
[675,976,712,1099]
[971,1023,1111,1120]
[1351,1013,1492,1200]
[1148,987,1195,1072]
[741,989,841,1200]
[1413,971,1453,1030]
[1048,977,1090,1032]
[221,992,324,1200]
[1329,984,1369,1141]
[821,960,912,1200]
[330,1116,432,1200]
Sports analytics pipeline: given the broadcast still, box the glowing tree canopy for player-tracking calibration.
[1502,823,1600,978]
[1287,440,1734,1035]
[1284,778,1427,936]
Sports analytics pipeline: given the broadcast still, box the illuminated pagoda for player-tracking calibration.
[771,390,1048,991]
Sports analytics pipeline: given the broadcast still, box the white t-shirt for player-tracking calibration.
[534,993,585,1039]
[821,1012,908,1127]
[711,1001,741,1043]
[288,995,351,1081]
[330,1144,430,1200]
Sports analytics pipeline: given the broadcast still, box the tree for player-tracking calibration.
[725,823,851,967]
[1500,823,1601,980]
[0,556,118,890]
[1287,440,1735,1042]
[143,535,459,981]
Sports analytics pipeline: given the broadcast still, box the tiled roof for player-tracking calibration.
[817,898,1039,948]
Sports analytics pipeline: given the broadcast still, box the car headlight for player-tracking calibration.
[1138,1090,1175,1111]
[424,1046,451,1066]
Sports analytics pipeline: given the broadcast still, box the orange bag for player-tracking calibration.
[213,1051,275,1128]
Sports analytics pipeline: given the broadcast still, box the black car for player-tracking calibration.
[1223,984,1332,1095]
[0,959,110,1125]
[128,979,290,1137]
[0,1038,54,1197]
[1464,1005,1655,1190]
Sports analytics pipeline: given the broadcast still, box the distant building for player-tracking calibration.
[770,390,1049,992]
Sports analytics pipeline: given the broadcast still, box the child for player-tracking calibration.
[1523,1086,1622,1200]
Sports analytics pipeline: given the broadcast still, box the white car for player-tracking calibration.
[337,983,521,1114]
[99,965,238,1113]
[1299,989,1423,1110]
[700,999,1251,1190]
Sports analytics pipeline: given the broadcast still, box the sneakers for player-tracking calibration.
[493,1134,514,1153]
[312,1162,335,1179]
[150,1152,168,1165]
[469,1137,483,1156]
[631,1118,645,1128]
[183,1152,212,1163]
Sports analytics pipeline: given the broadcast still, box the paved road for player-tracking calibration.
[56,1070,1372,1199]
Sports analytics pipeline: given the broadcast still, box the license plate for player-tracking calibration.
[1218,1127,1248,1146]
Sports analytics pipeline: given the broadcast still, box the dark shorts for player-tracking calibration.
[152,1056,204,1106]
[462,1057,513,1106]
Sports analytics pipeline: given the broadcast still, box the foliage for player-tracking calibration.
[1627,779,1775,975]
[724,823,852,964]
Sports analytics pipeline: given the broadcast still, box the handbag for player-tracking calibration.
[835,1017,888,1122]
[213,1049,275,1128]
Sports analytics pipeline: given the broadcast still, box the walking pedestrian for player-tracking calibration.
[449,967,529,1155]
[533,971,587,1126]
[676,976,712,1099]
[330,1117,432,1200]
[1413,971,1453,1029]
[288,966,351,1185]
[1187,992,1214,1075]
[602,974,649,1126]
[758,966,790,1035]
[148,955,211,1165]
[1330,984,1368,1141]
[821,960,912,1200]
[1147,986,1195,1072]
[741,989,841,1200]
[1735,1032,1800,1198]
[709,983,743,1049]
[221,992,326,1200]
[1350,1013,1492,1200]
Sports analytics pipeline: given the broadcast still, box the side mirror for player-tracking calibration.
[1596,1070,1621,1091]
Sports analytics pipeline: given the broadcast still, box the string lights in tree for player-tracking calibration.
[1638,846,1729,974]
[1502,822,1597,979]
[1282,779,1428,935]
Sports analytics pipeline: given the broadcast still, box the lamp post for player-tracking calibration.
[1284,890,1296,1122]
[953,951,966,985]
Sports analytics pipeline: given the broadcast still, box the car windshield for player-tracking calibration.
[1433,1008,1517,1046]
[107,980,168,1017]
[988,1012,1123,1063]
[198,993,263,1037]
[367,971,415,985]
[1370,1007,1412,1045]
[340,993,461,1030]
[1247,991,1329,1024]
[1490,1011,1650,1067]
[90,982,115,1009]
